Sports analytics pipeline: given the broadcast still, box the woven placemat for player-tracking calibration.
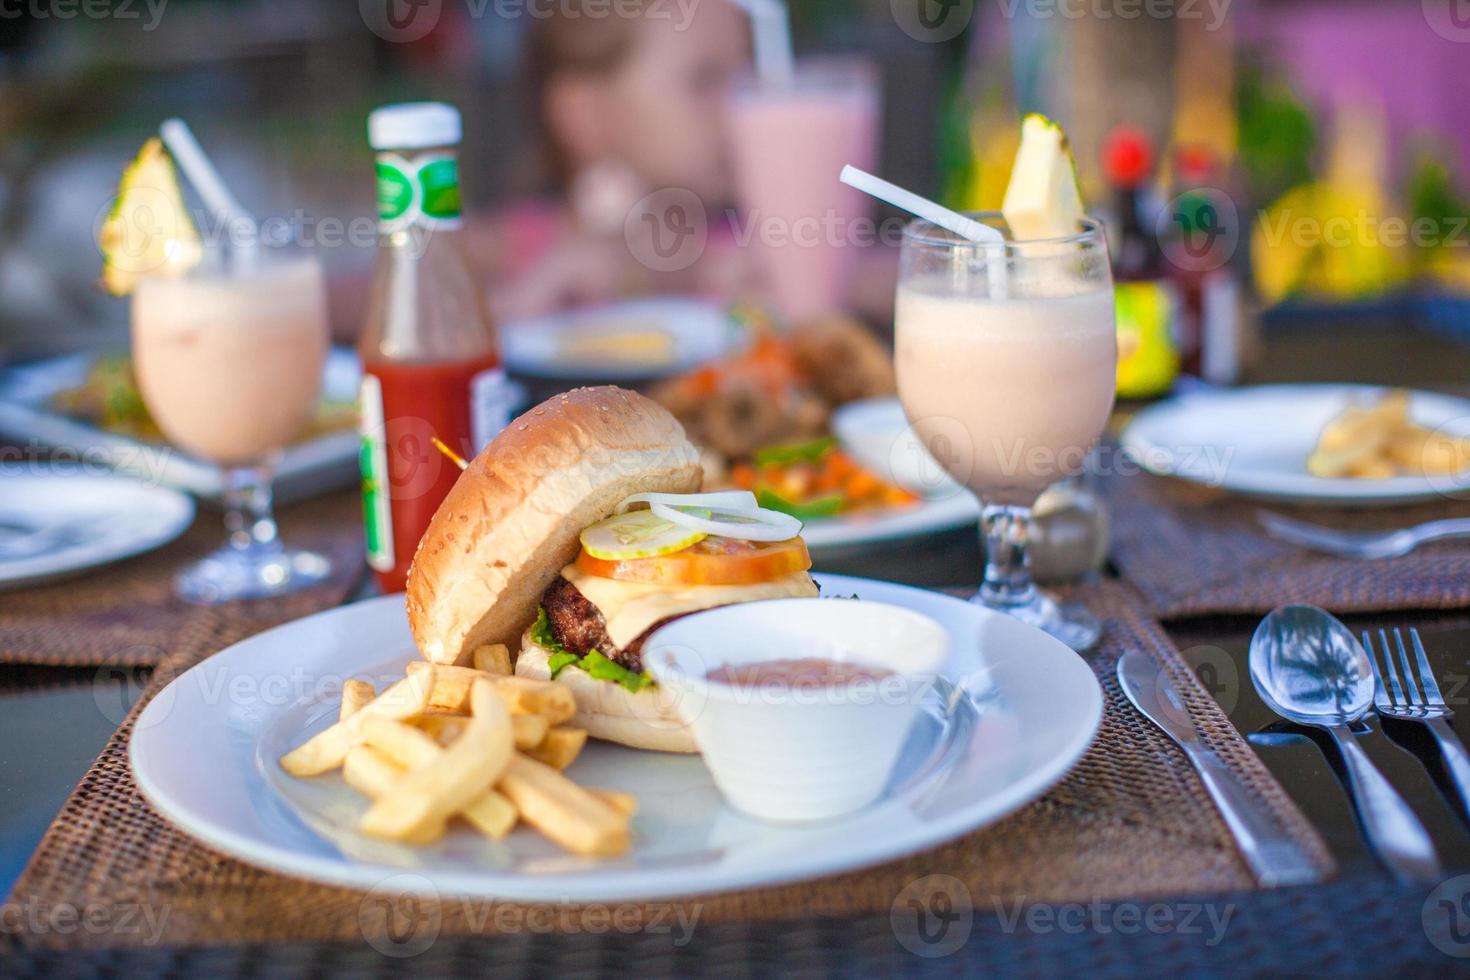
[1101,469,1470,620]
[0,492,368,669]
[3,874,1450,977]
[0,579,1332,953]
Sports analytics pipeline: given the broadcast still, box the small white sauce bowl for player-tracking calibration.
[643,598,950,822]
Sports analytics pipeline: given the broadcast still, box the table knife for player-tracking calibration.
[1117,650,1323,888]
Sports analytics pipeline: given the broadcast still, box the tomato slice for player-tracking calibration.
[574,536,811,586]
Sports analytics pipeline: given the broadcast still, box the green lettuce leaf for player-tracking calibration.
[530,606,654,693]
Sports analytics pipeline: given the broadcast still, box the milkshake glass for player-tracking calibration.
[728,59,879,322]
[895,215,1115,649]
[132,252,332,602]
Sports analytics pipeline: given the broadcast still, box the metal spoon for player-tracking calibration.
[1249,604,1441,882]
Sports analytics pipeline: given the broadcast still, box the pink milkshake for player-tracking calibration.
[728,60,879,322]
[131,253,333,603]
[132,257,328,465]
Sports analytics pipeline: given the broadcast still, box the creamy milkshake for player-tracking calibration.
[895,281,1116,503]
[132,257,328,465]
[894,210,1115,652]
[130,253,332,603]
[728,60,879,322]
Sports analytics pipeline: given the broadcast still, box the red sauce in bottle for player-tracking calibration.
[360,353,500,593]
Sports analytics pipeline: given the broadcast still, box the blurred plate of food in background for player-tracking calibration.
[0,466,194,589]
[652,316,979,547]
[499,298,741,381]
[831,396,963,498]
[1120,384,1470,506]
[0,348,361,503]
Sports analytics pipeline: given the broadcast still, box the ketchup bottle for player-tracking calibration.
[358,102,512,593]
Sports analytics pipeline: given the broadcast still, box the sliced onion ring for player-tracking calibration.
[615,490,759,514]
[650,501,803,542]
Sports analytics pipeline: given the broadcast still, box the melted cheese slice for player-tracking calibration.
[560,565,818,649]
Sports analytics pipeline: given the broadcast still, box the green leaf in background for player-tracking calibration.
[752,436,836,467]
[1236,63,1316,206]
[1407,154,1469,254]
[756,487,843,521]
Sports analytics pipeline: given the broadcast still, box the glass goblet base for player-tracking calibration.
[175,543,331,604]
[969,587,1101,652]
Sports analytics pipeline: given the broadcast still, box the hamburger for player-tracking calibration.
[407,386,818,752]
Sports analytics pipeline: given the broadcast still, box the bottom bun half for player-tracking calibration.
[516,633,698,754]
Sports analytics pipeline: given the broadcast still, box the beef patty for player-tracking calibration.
[540,575,668,674]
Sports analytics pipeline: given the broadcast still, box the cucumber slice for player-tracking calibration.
[579,509,706,560]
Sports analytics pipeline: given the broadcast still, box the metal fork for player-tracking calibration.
[1362,627,1470,816]
[1259,511,1470,559]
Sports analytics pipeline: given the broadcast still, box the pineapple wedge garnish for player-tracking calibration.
[98,137,202,296]
[1001,113,1085,240]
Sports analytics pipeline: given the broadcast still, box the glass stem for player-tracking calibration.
[980,503,1037,608]
[222,464,281,556]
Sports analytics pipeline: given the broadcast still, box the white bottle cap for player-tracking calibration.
[368,102,462,150]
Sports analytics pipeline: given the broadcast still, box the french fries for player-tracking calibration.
[473,643,512,675]
[362,719,519,841]
[412,713,468,744]
[1308,390,1470,479]
[343,745,445,845]
[512,713,551,750]
[590,788,638,817]
[281,671,435,777]
[360,680,514,842]
[406,661,576,722]
[339,679,376,721]
[499,755,629,857]
[524,726,587,770]
[361,717,444,768]
[277,656,627,857]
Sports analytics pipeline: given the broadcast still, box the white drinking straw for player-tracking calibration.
[159,117,259,267]
[728,0,794,87]
[839,165,1008,297]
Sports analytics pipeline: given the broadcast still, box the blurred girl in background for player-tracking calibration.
[473,0,753,321]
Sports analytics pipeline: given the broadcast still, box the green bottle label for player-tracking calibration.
[358,373,395,572]
[375,161,414,223]
[375,151,462,232]
[418,157,462,221]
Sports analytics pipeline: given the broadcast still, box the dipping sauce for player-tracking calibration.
[707,658,894,687]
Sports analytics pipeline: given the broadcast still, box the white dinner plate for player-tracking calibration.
[500,298,741,381]
[800,493,979,549]
[0,468,195,589]
[1120,384,1470,506]
[0,349,363,503]
[130,574,1101,902]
